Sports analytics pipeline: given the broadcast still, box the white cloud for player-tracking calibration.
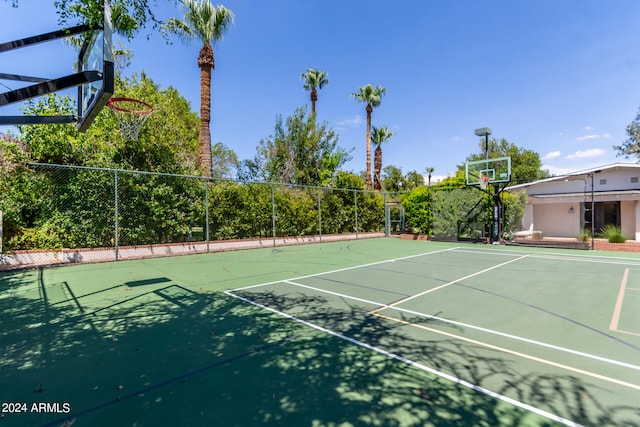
[542,150,561,160]
[565,148,606,159]
[576,133,611,141]
[584,125,595,131]
[542,164,574,176]
[451,136,462,142]
[335,115,364,128]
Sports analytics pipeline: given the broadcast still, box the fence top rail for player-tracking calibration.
[25,162,395,195]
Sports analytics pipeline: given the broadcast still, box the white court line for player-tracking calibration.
[230,247,459,291]
[282,279,640,372]
[372,311,640,392]
[370,254,530,314]
[223,289,583,427]
[610,268,629,332]
[451,248,640,266]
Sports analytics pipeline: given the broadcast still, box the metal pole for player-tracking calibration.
[271,183,276,247]
[317,188,322,242]
[205,179,210,253]
[114,170,119,261]
[591,172,595,250]
[485,134,489,175]
[354,190,359,239]
[384,192,388,236]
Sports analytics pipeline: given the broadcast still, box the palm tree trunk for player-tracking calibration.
[365,103,373,190]
[310,88,318,115]
[373,145,382,192]
[199,44,214,178]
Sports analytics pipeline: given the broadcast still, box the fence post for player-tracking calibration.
[384,192,389,236]
[205,178,210,253]
[317,188,322,242]
[114,169,119,261]
[353,191,359,240]
[271,183,276,247]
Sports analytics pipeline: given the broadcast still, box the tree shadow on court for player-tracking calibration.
[0,269,638,427]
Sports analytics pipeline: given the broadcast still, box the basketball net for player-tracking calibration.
[479,175,491,190]
[107,97,153,141]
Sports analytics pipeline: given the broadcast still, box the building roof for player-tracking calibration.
[506,162,640,191]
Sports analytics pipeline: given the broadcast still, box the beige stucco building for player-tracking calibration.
[506,163,640,241]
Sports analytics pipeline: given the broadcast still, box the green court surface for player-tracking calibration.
[1,238,639,426]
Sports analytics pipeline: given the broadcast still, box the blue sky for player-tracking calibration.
[2,1,640,180]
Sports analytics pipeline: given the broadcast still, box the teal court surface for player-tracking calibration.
[1,238,639,426]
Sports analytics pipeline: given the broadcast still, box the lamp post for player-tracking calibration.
[474,127,498,243]
[474,127,492,175]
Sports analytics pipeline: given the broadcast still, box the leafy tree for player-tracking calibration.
[404,170,424,190]
[351,84,386,189]
[252,106,350,186]
[14,73,200,173]
[381,165,405,192]
[465,138,549,184]
[403,186,433,235]
[300,68,329,116]
[52,0,169,38]
[334,171,365,190]
[109,73,200,173]
[17,94,98,165]
[165,0,234,178]
[614,108,640,160]
[211,141,239,179]
[371,126,394,192]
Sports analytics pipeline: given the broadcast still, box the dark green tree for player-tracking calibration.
[614,108,640,160]
[404,170,424,190]
[465,138,549,184]
[253,106,351,186]
[381,165,406,192]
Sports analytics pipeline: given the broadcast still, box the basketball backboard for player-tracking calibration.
[77,8,114,132]
[0,0,112,132]
[465,156,512,187]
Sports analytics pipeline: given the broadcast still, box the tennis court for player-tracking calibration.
[1,238,639,426]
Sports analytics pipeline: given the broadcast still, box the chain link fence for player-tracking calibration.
[0,163,389,269]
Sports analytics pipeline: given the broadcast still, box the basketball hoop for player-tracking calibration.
[479,175,491,190]
[107,97,153,141]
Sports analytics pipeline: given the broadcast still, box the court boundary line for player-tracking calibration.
[451,248,640,266]
[371,311,640,391]
[230,247,460,292]
[610,268,640,337]
[369,254,530,315]
[223,289,583,427]
[282,280,640,372]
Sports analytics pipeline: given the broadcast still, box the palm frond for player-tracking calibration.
[166,0,234,45]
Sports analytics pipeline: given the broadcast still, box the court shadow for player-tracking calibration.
[0,268,637,427]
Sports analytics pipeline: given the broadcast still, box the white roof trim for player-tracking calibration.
[529,190,640,199]
[506,162,640,190]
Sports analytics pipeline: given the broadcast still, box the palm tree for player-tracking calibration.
[165,0,234,178]
[371,126,394,192]
[351,84,386,189]
[425,166,435,186]
[300,68,329,116]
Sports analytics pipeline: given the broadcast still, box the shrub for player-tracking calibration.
[599,224,627,243]
[576,229,591,242]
